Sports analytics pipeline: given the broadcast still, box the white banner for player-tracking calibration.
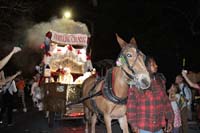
[51,31,88,46]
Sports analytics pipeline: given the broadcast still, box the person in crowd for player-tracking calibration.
[0,47,21,70]
[30,74,42,110]
[62,67,73,84]
[0,71,21,126]
[0,46,21,87]
[0,71,5,83]
[0,70,5,92]
[127,56,174,133]
[168,83,182,133]
[0,71,21,89]
[16,75,27,112]
[0,70,5,110]
[175,74,192,133]
[182,70,200,122]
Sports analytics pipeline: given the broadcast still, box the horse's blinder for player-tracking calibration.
[117,46,146,87]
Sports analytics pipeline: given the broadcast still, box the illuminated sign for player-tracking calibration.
[51,31,88,46]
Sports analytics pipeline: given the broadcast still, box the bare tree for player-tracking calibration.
[0,0,34,42]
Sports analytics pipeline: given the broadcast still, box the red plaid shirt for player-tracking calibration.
[127,77,174,132]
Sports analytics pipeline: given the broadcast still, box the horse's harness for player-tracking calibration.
[118,45,145,88]
[89,45,142,116]
[89,68,128,118]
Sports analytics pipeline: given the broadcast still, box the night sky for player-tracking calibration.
[1,0,200,86]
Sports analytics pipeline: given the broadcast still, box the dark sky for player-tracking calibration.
[1,0,200,84]
[39,0,200,84]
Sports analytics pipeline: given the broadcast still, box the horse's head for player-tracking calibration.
[116,34,151,90]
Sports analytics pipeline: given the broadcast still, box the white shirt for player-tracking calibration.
[171,94,181,111]
[3,80,17,95]
[179,83,192,106]
[31,81,39,95]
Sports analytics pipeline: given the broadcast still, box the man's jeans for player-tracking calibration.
[139,129,163,133]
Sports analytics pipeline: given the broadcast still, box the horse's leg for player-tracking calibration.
[118,115,129,133]
[84,107,89,133]
[104,114,112,133]
[91,113,97,133]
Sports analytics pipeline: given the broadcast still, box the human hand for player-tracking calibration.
[16,71,22,76]
[13,47,22,54]
[182,70,188,77]
[132,127,138,133]
[164,123,173,133]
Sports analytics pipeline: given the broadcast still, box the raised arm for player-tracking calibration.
[0,47,21,70]
[5,71,21,83]
[182,70,200,90]
[0,71,21,86]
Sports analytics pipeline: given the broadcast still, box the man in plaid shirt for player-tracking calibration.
[127,57,174,133]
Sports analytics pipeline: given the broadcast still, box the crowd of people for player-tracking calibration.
[127,56,197,133]
[0,47,22,126]
[0,47,44,127]
[0,46,200,133]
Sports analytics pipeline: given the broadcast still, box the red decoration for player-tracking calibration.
[87,55,91,60]
[56,68,65,75]
[67,45,73,51]
[45,52,51,56]
[40,43,45,49]
[77,50,81,54]
[51,71,59,76]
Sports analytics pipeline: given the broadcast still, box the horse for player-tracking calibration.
[82,34,151,133]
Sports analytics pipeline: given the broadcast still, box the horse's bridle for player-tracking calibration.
[118,45,145,87]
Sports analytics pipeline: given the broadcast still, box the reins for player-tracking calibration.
[66,79,103,107]
[66,89,102,107]
[66,45,143,107]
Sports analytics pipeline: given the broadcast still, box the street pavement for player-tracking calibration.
[0,105,109,133]
[0,101,200,133]
[0,107,200,133]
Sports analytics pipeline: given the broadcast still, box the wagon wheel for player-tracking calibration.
[48,111,55,128]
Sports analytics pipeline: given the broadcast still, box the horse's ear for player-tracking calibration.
[116,33,127,48]
[129,37,137,48]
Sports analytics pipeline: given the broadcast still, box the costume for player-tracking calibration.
[171,94,182,133]
[61,73,73,84]
[31,82,40,105]
[127,74,174,132]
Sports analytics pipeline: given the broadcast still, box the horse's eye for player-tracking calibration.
[127,53,132,57]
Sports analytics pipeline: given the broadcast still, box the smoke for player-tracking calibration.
[11,18,90,78]
[25,18,90,50]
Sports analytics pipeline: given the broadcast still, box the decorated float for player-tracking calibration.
[41,30,94,126]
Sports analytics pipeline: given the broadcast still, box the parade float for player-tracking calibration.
[41,29,94,126]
